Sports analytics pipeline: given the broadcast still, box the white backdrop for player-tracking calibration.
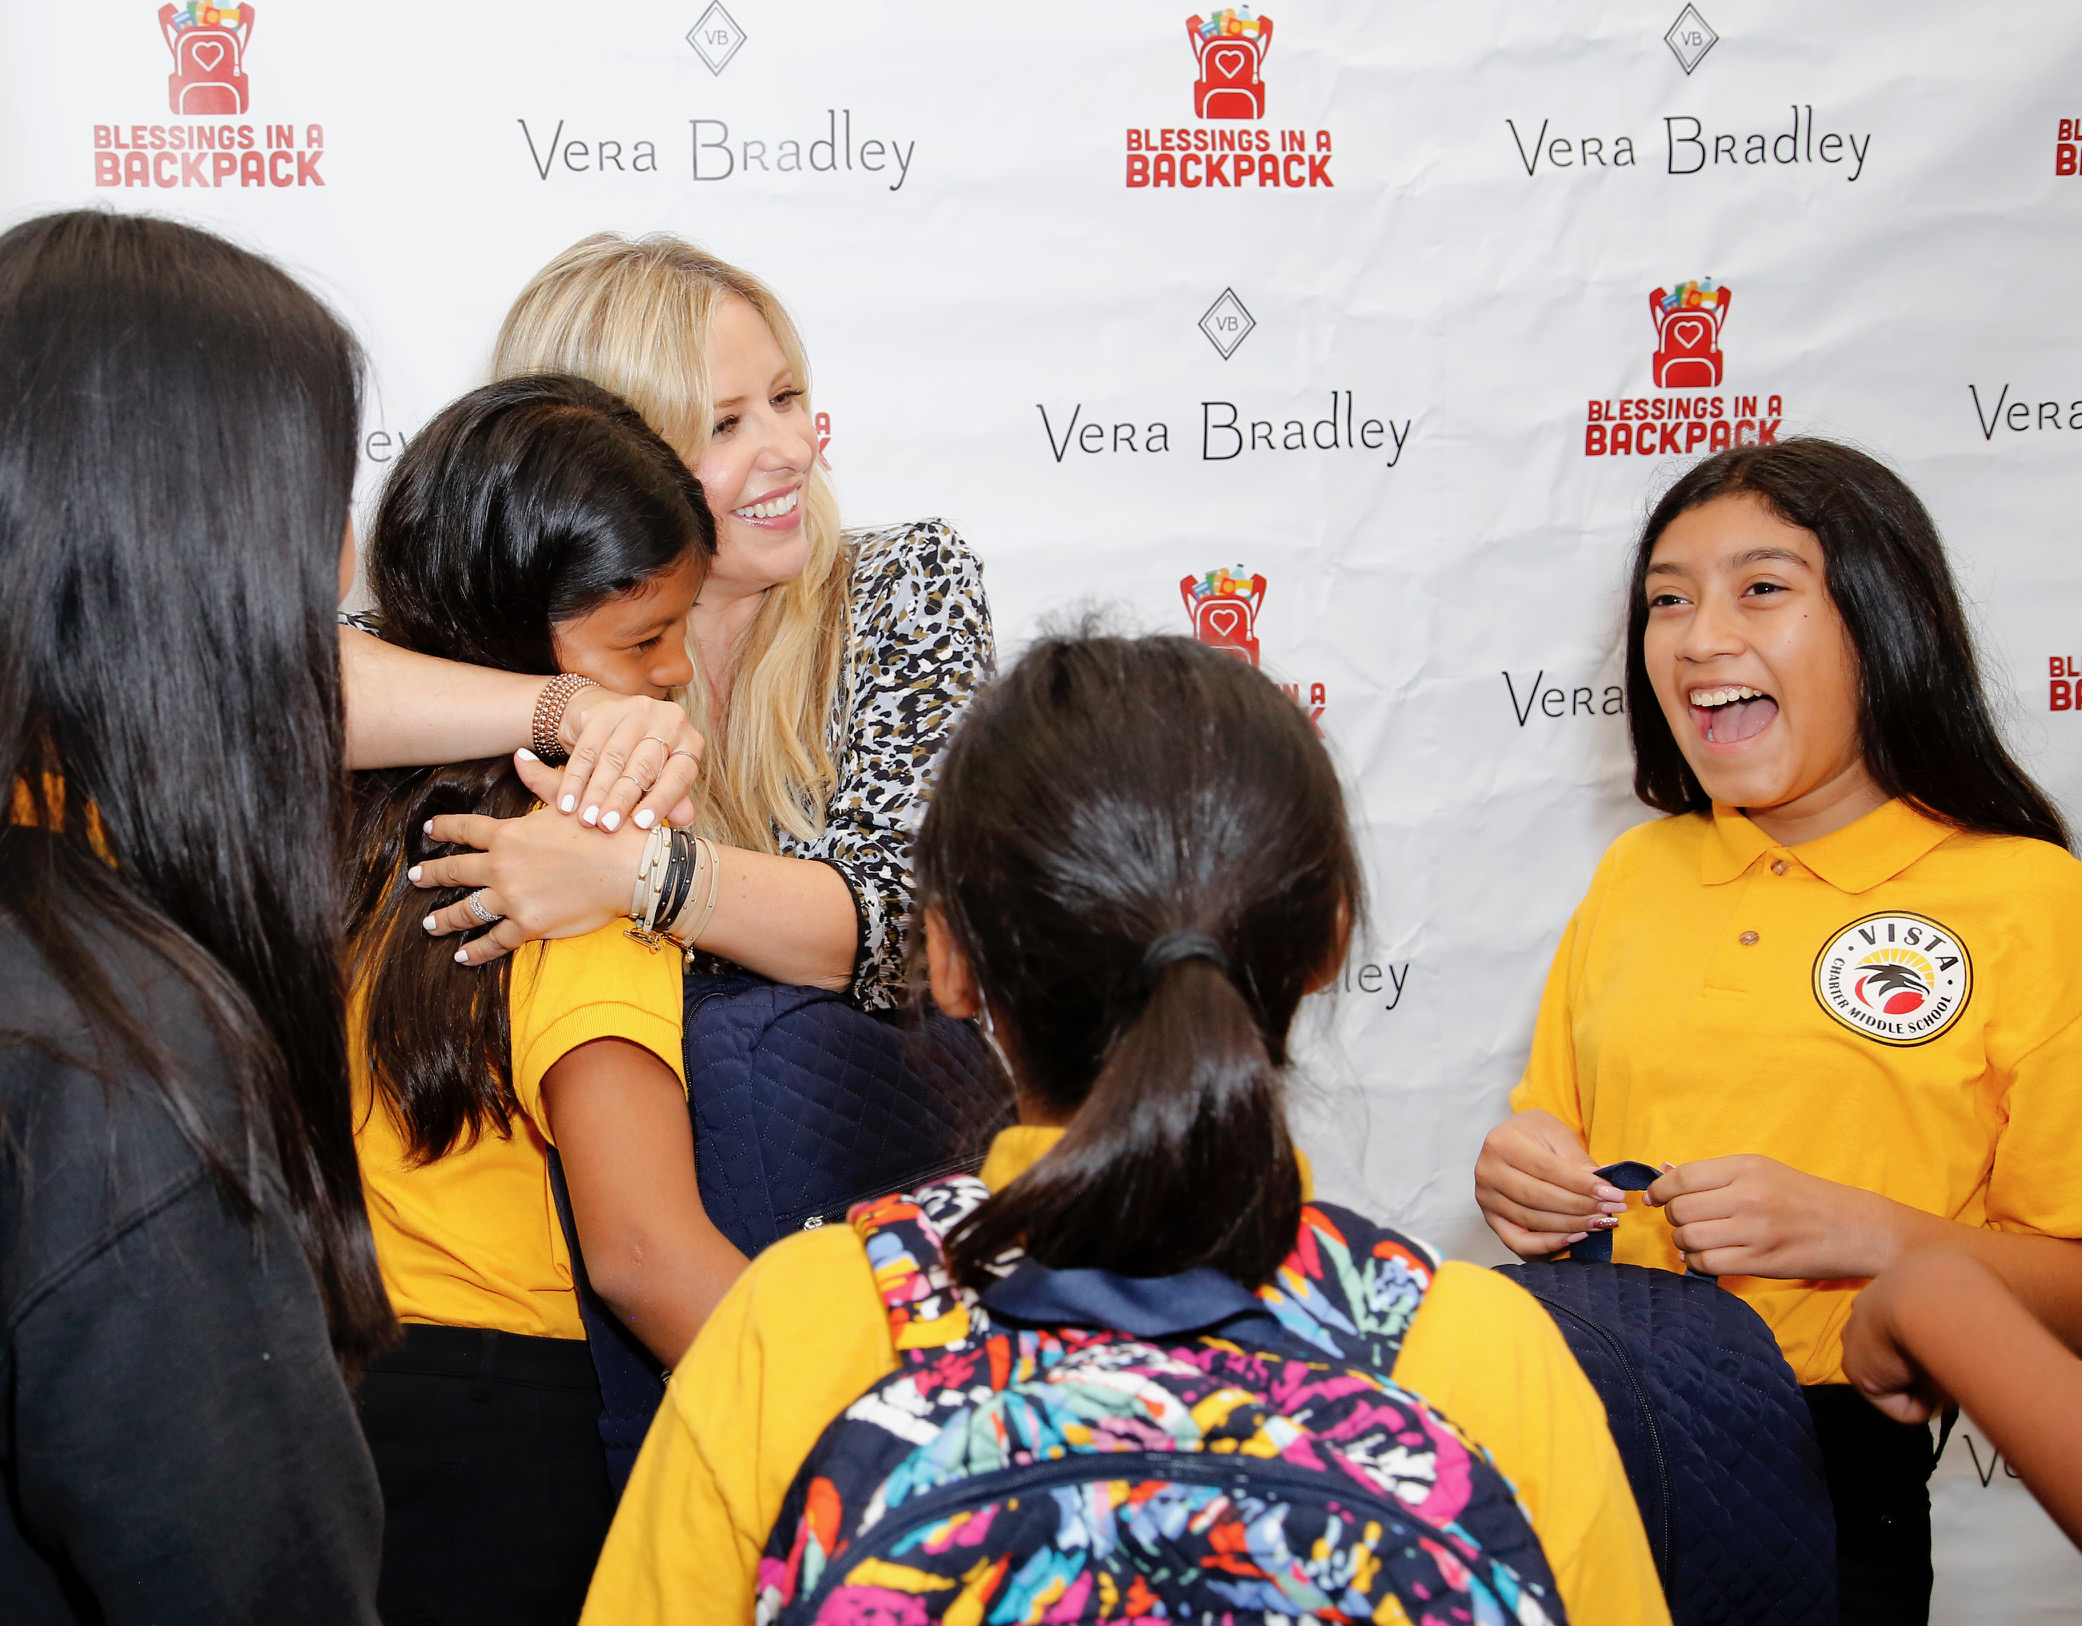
[7,1,2082,1613]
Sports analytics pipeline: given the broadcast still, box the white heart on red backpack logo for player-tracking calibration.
[190,39,225,72]
[1664,314,1713,349]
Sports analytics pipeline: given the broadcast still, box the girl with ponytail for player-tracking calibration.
[581,629,1666,1626]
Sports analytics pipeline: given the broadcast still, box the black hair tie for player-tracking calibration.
[1141,929,1230,989]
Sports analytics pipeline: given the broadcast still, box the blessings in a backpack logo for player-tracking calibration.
[1583,277,1793,461]
[1124,11,1335,189]
[1180,566,1328,732]
[1812,912,1972,1047]
[90,4,329,191]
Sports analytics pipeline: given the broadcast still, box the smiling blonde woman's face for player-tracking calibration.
[691,296,819,602]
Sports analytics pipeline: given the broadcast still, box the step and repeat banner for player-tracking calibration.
[5,1,2080,1611]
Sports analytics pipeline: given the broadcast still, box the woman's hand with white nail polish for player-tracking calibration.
[551,691,702,831]
[409,746,643,965]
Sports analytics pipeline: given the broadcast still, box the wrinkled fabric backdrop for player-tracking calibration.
[5,1,2078,1612]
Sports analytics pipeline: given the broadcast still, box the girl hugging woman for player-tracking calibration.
[347,374,747,1626]
[346,234,993,1009]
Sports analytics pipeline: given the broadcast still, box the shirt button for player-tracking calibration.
[1770,860,1789,876]
[1739,930,1760,946]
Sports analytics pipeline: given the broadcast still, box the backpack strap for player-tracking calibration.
[848,1184,1447,1369]
[1254,1201,1442,1366]
[848,1174,993,1357]
[1562,1161,1659,1265]
[1561,1159,1720,1284]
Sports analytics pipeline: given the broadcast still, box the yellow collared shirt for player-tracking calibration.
[1514,798,2082,1385]
[352,923,686,1340]
[582,1126,1667,1626]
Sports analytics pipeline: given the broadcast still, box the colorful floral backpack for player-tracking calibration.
[756,1176,1565,1625]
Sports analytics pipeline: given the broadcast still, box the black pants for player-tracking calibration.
[358,1325,613,1626]
[1803,1385,1942,1626]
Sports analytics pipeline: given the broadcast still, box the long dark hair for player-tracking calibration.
[919,632,1364,1291]
[0,210,393,1372]
[1625,438,2069,849]
[350,374,711,1163]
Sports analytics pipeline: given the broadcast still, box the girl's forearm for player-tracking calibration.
[1886,1253,2082,1546]
[545,1037,749,1367]
[1884,1205,2082,1346]
[341,625,538,769]
[595,1224,749,1367]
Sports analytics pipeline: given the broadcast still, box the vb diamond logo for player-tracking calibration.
[687,1,745,75]
[1199,289,1255,359]
[1665,6,1717,75]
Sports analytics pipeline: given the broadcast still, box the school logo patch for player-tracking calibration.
[1812,912,1972,1046]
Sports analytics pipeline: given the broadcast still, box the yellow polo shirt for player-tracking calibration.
[1514,799,2082,1385]
[352,924,685,1340]
[582,1127,1666,1626]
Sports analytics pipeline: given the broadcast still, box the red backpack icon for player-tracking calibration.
[1180,571,1266,666]
[1650,284,1732,389]
[160,5,254,117]
[1187,14,1273,120]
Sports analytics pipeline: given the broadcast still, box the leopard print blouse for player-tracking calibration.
[758,518,995,1009]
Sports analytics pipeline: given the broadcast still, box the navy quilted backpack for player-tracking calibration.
[759,1177,1568,1624]
[681,973,1013,1253]
[1496,1161,1836,1626]
[547,971,1013,1488]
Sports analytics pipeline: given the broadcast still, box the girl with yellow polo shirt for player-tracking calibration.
[581,631,1668,1626]
[1475,438,2082,1626]
[347,375,747,1626]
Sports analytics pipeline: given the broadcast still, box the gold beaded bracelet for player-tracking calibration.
[530,673,598,765]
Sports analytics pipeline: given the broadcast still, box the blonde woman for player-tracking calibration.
[346,234,992,1011]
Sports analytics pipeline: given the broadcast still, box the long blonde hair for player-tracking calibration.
[492,233,847,850]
